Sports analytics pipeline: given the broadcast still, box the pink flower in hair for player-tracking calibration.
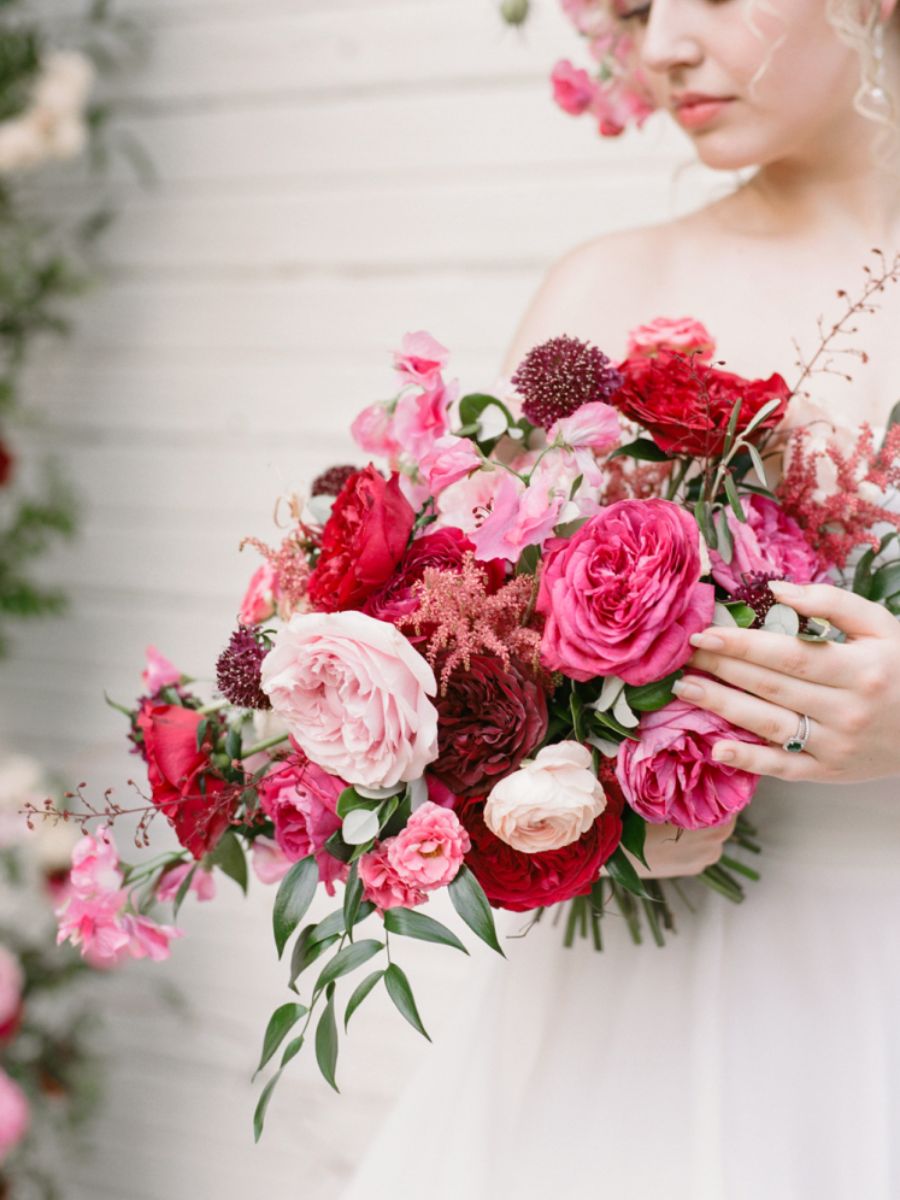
[551,59,597,115]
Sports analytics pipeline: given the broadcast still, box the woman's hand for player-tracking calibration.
[628,818,737,879]
[678,580,900,783]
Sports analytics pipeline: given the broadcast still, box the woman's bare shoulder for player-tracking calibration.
[501,220,684,374]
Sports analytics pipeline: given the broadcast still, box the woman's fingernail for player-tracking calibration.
[711,743,736,763]
[672,678,704,700]
[768,580,801,600]
[689,631,725,650]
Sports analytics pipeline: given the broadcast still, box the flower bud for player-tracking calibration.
[500,0,530,27]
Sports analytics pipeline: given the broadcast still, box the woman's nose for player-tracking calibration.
[637,0,704,75]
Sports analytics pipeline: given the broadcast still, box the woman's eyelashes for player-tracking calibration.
[618,3,652,23]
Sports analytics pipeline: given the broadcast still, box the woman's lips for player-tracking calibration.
[673,97,735,130]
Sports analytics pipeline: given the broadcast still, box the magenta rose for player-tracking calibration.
[710,494,827,594]
[615,696,762,830]
[258,754,347,893]
[431,655,549,799]
[537,499,715,686]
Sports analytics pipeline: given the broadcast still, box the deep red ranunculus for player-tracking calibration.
[137,704,235,859]
[307,466,415,612]
[458,785,623,913]
[612,350,790,458]
[364,526,506,623]
[430,655,548,799]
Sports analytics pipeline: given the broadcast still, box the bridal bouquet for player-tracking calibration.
[33,287,900,1125]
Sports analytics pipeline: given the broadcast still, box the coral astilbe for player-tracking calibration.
[400,554,545,693]
[777,423,900,569]
[599,453,674,505]
[240,529,312,617]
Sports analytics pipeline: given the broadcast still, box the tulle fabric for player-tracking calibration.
[341,776,900,1199]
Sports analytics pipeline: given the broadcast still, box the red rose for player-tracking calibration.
[137,704,236,859]
[364,526,505,623]
[613,350,790,458]
[307,466,415,612]
[431,655,548,799]
[458,785,623,913]
[0,439,13,488]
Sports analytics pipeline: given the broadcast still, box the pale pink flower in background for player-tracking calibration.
[625,316,716,361]
[392,331,449,390]
[250,835,291,885]
[0,1068,29,1164]
[69,825,122,895]
[0,947,23,1028]
[120,914,184,962]
[548,401,621,452]
[260,611,439,789]
[484,742,606,854]
[469,472,564,563]
[710,494,827,594]
[350,401,400,458]
[239,562,278,626]
[155,862,217,904]
[550,59,597,115]
[420,435,482,494]
[141,646,181,694]
[391,379,456,462]
[591,79,655,137]
[56,890,131,965]
[560,0,613,38]
[386,801,470,890]
[358,841,427,911]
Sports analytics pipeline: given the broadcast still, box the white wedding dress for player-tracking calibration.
[341,775,900,1199]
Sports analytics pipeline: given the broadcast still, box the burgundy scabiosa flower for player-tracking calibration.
[729,571,782,628]
[311,464,358,497]
[216,626,271,709]
[511,335,624,429]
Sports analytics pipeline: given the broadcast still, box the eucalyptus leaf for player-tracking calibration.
[590,674,625,714]
[336,787,379,819]
[723,472,746,522]
[713,602,739,628]
[342,807,381,846]
[586,733,621,757]
[715,508,734,565]
[746,443,769,490]
[740,396,783,439]
[763,603,800,636]
[612,688,639,729]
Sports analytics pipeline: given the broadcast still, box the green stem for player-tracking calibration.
[719,854,761,882]
[241,733,290,759]
[198,700,229,715]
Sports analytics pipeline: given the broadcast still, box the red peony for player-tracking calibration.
[307,466,415,612]
[137,704,236,859]
[458,786,623,913]
[431,655,548,799]
[612,350,790,458]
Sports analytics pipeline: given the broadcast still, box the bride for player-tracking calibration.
[343,3,900,1196]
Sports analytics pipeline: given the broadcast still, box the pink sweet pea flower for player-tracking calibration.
[391,379,456,462]
[420,435,482,494]
[386,802,470,891]
[392,331,450,390]
[548,401,621,452]
[351,401,400,458]
[142,646,182,695]
[0,1068,29,1164]
[69,825,122,895]
[358,840,427,911]
[155,862,216,904]
[469,472,565,563]
[550,59,597,115]
[57,890,131,966]
[250,835,291,885]
[121,914,184,962]
[239,562,277,626]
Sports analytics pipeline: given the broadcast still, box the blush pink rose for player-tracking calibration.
[386,802,470,890]
[351,401,400,458]
[393,330,449,390]
[250,835,291,885]
[625,316,716,361]
[155,862,216,904]
[239,562,277,626]
[710,494,827,594]
[0,947,23,1029]
[141,646,181,695]
[260,611,439,789]
[547,401,621,452]
[0,1068,29,1164]
[258,754,346,893]
[419,435,482,494]
[538,499,715,686]
[358,840,427,911]
[551,59,597,115]
[615,696,762,830]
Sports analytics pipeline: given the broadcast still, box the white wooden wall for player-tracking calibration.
[2,2,726,1195]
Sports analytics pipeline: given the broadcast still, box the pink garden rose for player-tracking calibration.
[358,841,427,911]
[537,499,715,686]
[155,862,216,904]
[250,835,291,885]
[0,1068,29,1164]
[258,754,346,893]
[392,330,449,390]
[625,316,716,361]
[239,562,277,626]
[0,946,23,1029]
[551,59,597,115]
[709,494,827,594]
[615,695,762,830]
[386,801,470,891]
[260,611,439,789]
[141,646,181,695]
[419,434,482,494]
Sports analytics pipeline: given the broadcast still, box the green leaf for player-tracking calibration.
[870,561,900,604]
[195,717,209,752]
[609,437,670,463]
[253,1069,282,1143]
[516,544,541,576]
[383,907,469,953]
[384,963,430,1041]
[315,993,340,1092]
[568,472,584,501]
[604,846,652,899]
[289,925,339,990]
[619,807,649,870]
[255,1002,307,1077]
[725,601,757,628]
[342,807,381,845]
[311,909,346,943]
[323,829,354,864]
[314,939,384,994]
[342,862,363,940]
[207,830,248,895]
[693,499,717,550]
[852,545,878,597]
[740,396,783,440]
[458,392,512,433]
[746,443,769,490]
[344,969,385,1030]
[448,866,504,956]
[376,794,401,834]
[336,787,379,820]
[225,726,242,762]
[723,472,746,523]
[722,397,743,457]
[273,856,319,959]
[626,671,681,713]
[281,1035,304,1068]
[715,507,734,565]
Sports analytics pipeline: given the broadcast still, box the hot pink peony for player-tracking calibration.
[386,802,470,891]
[258,754,346,893]
[239,562,277,626]
[709,494,827,594]
[141,646,181,695]
[392,330,449,390]
[260,611,439,789]
[358,841,427,911]
[625,316,716,361]
[0,1067,29,1164]
[537,499,715,686]
[615,696,762,830]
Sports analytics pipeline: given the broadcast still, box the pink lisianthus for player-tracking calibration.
[469,472,565,563]
[155,861,216,904]
[547,401,621,452]
[250,835,291,885]
[239,562,278,626]
[615,696,762,830]
[710,494,827,594]
[141,646,181,695]
[391,379,456,462]
[0,946,23,1029]
[393,331,449,390]
[625,316,716,362]
[419,435,482,494]
[258,754,347,893]
[358,840,427,911]
[350,401,400,459]
[386,802,470,891]
[0,1067,29,1164]
[550,59,597,115]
